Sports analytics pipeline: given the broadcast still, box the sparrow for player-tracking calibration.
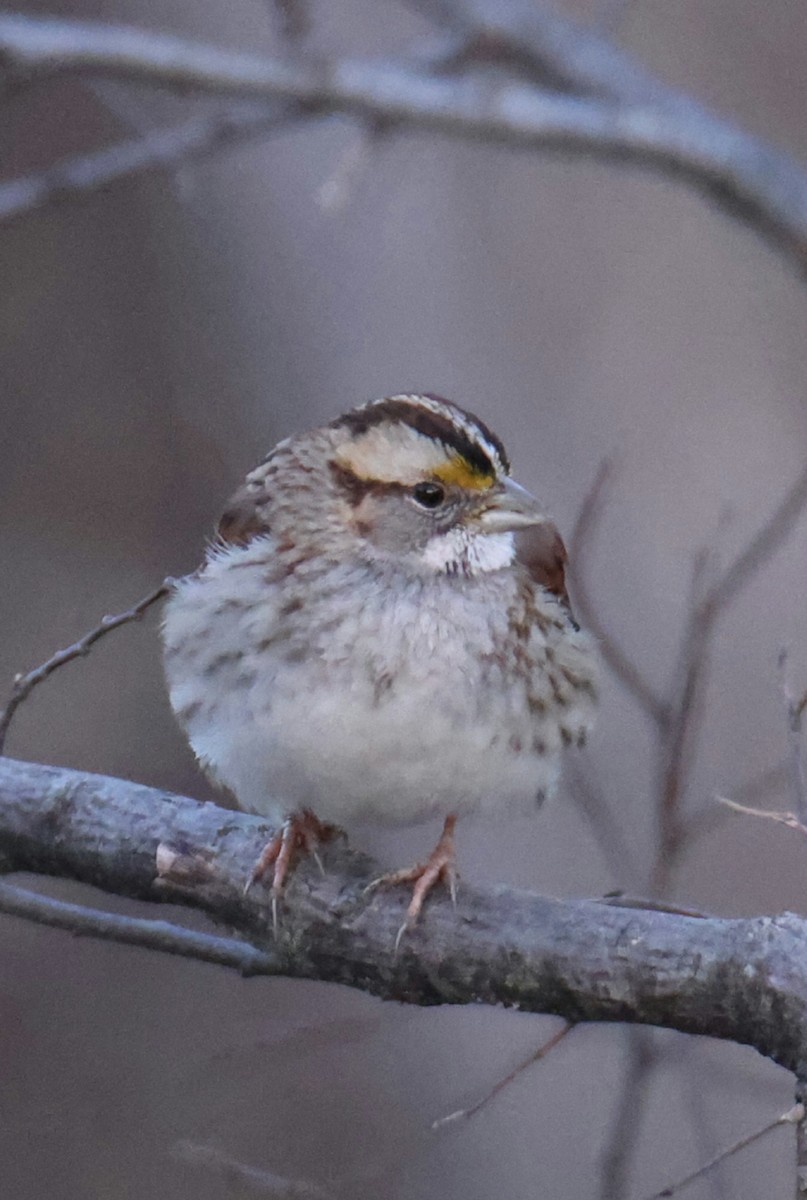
[162,394,597,935]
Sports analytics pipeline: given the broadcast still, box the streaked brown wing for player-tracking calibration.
[216,479,272,547]
[514,522,573,615]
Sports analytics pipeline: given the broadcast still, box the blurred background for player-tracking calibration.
[2,0,807,1196]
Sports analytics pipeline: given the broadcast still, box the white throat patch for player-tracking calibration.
[421,528,515,575]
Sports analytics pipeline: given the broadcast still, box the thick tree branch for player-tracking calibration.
[2,14,807,274]
[2,755,807,1076]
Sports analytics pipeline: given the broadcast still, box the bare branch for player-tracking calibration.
[0,879,277,974]
[269,0,313,46]
[0,579,171,754]
[678,1050,732,1200]
[0,103,302,225]
[316,119,387,213]
[795,1084,807,1200]
[565,758,641,886]
[717,796,807,837]
[644,1104,804,1200]
[2,757,807,1074]
[650,465,807,896]
[569,461,668,726]
[650,549,715,897]
[778,650,807,825]
[432,1020,573,1128]
[2,15,807,273]
[599,1029,658,1200]
[405,0,711,109]
[172,1140,335,1199]
[707,463,807,614]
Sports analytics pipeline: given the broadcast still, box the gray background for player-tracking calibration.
[2,0,807,1196]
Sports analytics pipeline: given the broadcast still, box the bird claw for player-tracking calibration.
[393,919,411,956]
[367,814,458,949]
[245,810,339,933]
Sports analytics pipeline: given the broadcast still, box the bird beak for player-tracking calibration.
[475,477,546,534]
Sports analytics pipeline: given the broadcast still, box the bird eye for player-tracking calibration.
[412,481,446,509]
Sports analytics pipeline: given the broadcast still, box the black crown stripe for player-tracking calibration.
[332,395,510,478]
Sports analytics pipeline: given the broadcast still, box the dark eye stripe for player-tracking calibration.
[328,460,407,505]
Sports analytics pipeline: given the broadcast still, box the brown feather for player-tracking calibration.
[514,522,573,616]
[217,483,271,547]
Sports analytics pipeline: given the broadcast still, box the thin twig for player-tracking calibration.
[650,549,715,897]
[0,578,172,754]
[316,118,389,213]
[569,461,668,726]
[706,463,807,614]
[778,650,807,826]
[432,1021,573,1128]
[596,894,709,919]
[565,758,641,886]
[695,758,788,846]
[644,1104,804,1199]
[172,1139,334,1198]
[0,103,302,225]
[270,0,313,45]
[650,465,807,897]
[0,880,279,975]
[678,1049,732,1200]
[599,1028,658,1200]
[795,1082,807,1200]
[716,796,807,837]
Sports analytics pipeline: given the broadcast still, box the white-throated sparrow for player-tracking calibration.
[162,394,597,932]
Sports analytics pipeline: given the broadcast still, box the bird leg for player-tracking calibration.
[246,809,340,931]
[366,814,458,948]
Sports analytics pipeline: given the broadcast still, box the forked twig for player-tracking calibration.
[0,578,172,754]
[651,462,807,897]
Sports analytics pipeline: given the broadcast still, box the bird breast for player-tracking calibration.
[162,539,597,828]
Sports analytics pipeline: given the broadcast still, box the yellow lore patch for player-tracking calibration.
[433,455,495,490]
